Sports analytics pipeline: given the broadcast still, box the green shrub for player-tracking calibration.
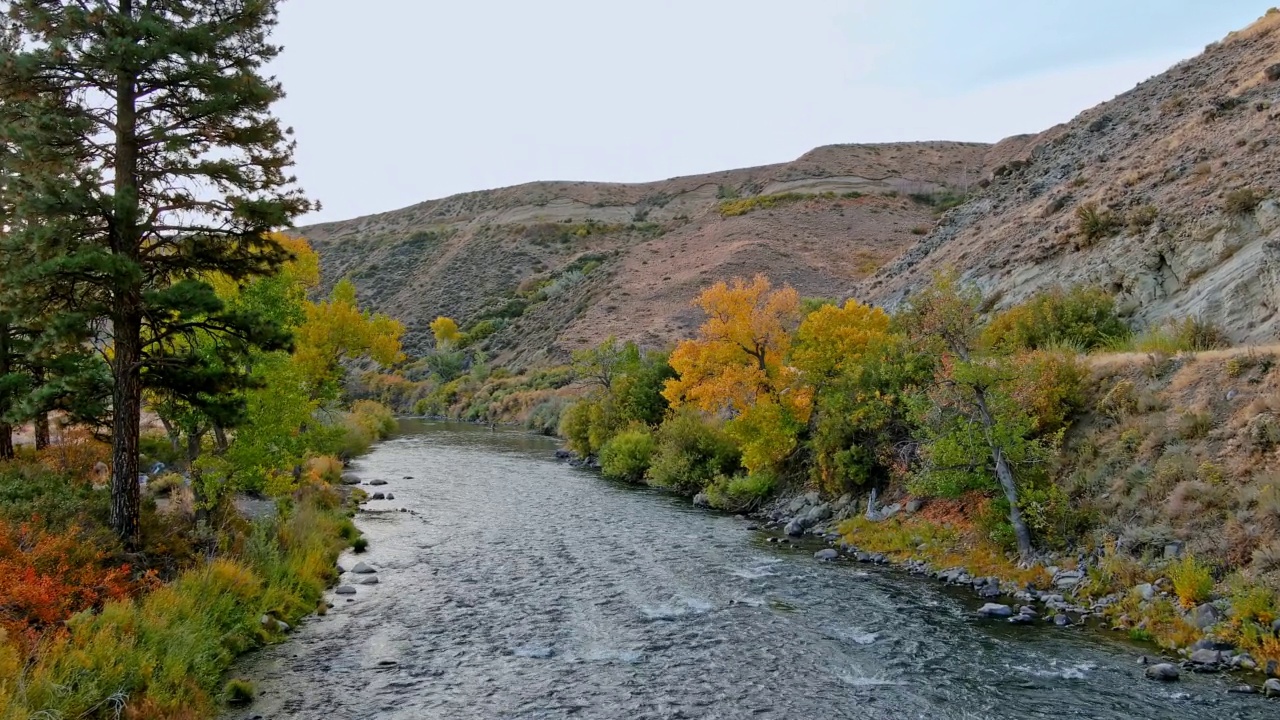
[224,678,256,706]
[1224,188,1264,215]
[1166,554,1215,608]
[646,410,742,496]
[1133,317,1230,353]
[704,472,776,512]
[981,286,1130,353]
[525,397,568,436]
[1076,202,1120,243]
[598,427,656,482]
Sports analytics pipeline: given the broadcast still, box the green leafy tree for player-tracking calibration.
[899,272,1047,561]
[0,0,315,544]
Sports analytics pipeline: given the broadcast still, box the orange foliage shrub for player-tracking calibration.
[36,427,110,480]
[0,520,133,650]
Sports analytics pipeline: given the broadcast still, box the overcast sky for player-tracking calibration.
[271,1,1268,224]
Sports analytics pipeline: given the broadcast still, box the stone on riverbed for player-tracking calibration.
[386,493,395,500]
[354,575,380,585]
[1188,649,1222,667]
[368,479,388,486]
[335,585,357,595]
[784,518,807,537]
[692,492,710,508]
[814,549,839,561]
[352,562,376,574]
[1145,663,1180,682]
[977,603,1013,618]
[370,492,385,500]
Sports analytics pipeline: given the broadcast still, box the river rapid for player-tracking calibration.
[229,421,1273,719]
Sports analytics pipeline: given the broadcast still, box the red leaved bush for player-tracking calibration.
[0,519,134,650]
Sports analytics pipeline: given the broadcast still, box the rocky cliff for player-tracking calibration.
[858,11,1280,344]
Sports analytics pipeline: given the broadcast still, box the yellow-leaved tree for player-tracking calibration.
[429,316,461,348]
[663,275,810,475]
[295,278,406,394]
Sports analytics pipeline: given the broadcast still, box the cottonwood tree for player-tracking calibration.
[0,0,314,545]
[901,271,1047,562]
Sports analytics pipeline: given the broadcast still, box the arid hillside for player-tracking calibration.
[300,141,1018,364]
[859,11,1280,343]
[306,11,1280,364]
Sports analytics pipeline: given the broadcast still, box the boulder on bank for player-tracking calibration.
[692,492,710,508]
[784,518,807,537]
[1189,603,1220,630]
[1265,678,1280,697]
[340,474,361,486]
[1188,649,1222,667]
[814,548,839,561]
[1145,663,1180,682]
[977,603,1013,618]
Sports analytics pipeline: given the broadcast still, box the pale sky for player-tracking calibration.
[271,1,1268,224]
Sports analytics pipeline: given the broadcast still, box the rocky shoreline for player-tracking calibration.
[557,458,1280,701]
[744,489,1280,698]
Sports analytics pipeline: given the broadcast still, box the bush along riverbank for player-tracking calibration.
[543,274,1280,700]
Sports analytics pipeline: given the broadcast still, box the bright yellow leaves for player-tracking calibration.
[663,275,802,415]
[662,275,898,478]
[294,277,405,385]
[664,275,814,476]
[793,300,891,381]
[429,316,461,348]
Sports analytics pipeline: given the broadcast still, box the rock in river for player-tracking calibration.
[335,585,357,595]
[354,575,380,585]
[1188,649,1222,668]
[977,603,1013,618]
[814,548,839,561]
[1145,663,1180,682]
[1265,678,1280,697]
[368,479,388,486]
[352,562,377,574]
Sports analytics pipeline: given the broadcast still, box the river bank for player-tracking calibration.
[227,421,1277,718]
[703,486,1280,699]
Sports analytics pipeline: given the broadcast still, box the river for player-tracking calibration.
[229,420,1272,719]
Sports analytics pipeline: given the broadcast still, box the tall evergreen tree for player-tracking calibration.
[0,0,313,545]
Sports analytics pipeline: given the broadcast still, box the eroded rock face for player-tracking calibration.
[859,13,1280,344]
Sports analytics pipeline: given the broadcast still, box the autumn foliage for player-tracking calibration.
[0,520,133,652]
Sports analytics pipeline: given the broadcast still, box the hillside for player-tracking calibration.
[300,142,1019,364]
[305,11,1280,363]
[859,11,1280,343]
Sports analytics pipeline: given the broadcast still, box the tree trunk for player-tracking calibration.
[159,415,181,456]
[109,0,142,547]
[109,318,142,547]
[0,320,11,460]
[186,425,205,464]
[973,386,1034,562]
[33,413,50,450]
[213,425,228,454]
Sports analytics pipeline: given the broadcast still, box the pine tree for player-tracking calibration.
[0,0,314,545]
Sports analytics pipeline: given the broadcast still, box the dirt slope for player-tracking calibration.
[301,142,1003,364]
[858,11,1280,343]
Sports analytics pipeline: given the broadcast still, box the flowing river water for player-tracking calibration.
[229,421,1273,719]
